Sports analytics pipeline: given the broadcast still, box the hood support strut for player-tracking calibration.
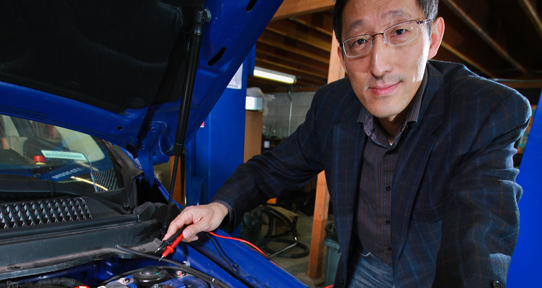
[163,7,211,235]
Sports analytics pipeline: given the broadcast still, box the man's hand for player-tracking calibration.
[163,202,229,242]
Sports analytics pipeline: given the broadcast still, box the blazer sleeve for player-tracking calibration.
[433,92,532,287]
[211,89,328,230]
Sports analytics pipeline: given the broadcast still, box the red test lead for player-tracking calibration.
[159,231,184,261]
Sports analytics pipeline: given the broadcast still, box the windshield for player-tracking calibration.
[0,114,123,192]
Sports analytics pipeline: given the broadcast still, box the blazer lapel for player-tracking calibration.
[327,119,366,263]
[391,63,445,264]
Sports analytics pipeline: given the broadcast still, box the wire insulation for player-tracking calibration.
[209,231,267,257]
[208,234,240,280]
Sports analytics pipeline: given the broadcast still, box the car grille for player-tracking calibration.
[0,197,92,229]
[92,168,119,191]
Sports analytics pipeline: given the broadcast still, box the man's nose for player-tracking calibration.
[369,34,392,78]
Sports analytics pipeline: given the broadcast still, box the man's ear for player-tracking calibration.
[428,17,445,60]
[337,44,347,74]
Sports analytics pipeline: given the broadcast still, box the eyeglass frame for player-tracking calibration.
[339,19,432,58]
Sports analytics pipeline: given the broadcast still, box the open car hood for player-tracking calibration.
[0,0,281,181]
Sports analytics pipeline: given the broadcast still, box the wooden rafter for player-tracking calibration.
[256,50,329,76]
[267,20,332,51]
[272,0,334,21]
[289,17,334,37]
[256,42,330,70]
[257,39,329,67]
[295,12,334,35]
[441,0,531,76]
[517,0,542,41]
[440,41,496,78]
[265,27,330,52]
[259,29,331,60]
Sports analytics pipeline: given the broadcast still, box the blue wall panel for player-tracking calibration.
[185,53,253,210]
[508,91,542,287]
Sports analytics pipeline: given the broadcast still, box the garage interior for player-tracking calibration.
[153,0,542,287]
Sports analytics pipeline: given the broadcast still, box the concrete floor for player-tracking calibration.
[267,211,336,288]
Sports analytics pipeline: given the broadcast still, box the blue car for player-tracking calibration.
[0,1,309,287]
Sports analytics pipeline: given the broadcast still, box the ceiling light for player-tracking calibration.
[253,67,296,84]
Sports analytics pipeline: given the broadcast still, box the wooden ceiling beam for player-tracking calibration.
[272,0,334,21]
[256,39,330,65]
[441,0,531,76]
[440,41,496,78]
[265,26,329,52]
[256,42,330,70]
[439,8,512,74]
[517,0,542,41]
[256,35,330,65]
[256,50,329,75]
[295,12,334,35]
[288,17,333,37]
[266,20,332,51]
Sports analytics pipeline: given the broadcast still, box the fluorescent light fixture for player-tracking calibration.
[253,67,296,84]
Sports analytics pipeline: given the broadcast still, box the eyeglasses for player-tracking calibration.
[340,19,431,58]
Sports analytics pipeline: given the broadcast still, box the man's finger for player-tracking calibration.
[163,214,189,239]
[182,221,206,240]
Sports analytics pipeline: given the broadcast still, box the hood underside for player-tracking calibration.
[0,0,282,180]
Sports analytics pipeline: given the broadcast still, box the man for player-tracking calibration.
[165,0,531,286]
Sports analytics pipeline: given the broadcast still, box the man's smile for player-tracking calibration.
[368,82,400,96]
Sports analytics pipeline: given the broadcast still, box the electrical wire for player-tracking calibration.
[208,235,240,281]
[206,231,286,287]
[115,245,230,288]
[208,231,267,257]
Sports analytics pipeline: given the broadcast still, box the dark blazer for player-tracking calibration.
[213,61,531,287]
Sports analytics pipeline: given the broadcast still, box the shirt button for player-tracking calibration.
[386,186,391,191]
[385,220,391,225]
[388,247,392,252]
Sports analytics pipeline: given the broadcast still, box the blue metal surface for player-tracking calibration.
[115,274,209,288]
[171,230,310,288]
[0,0,283,182]
[14,258,160,287]
[508,90,542,287]
[185,55,249,207]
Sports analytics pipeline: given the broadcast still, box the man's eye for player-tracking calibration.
[353,38,368,46]
[392,28,407,36]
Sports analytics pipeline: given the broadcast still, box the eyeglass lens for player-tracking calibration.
[343,20,421,57]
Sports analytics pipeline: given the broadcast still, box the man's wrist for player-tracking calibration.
[210,202,229,217]
[210,200,233,231]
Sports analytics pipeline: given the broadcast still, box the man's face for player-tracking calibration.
[338,0,441,122]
